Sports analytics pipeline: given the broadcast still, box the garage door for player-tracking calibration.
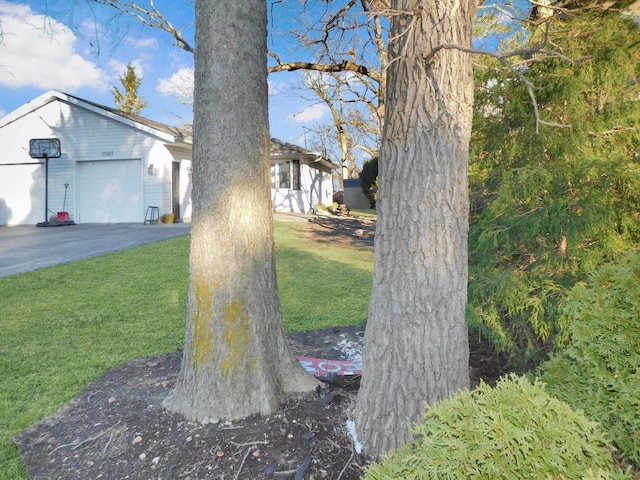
[0,163,45,226]
[77,160,143,223]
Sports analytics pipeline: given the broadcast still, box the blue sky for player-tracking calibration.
[0,0,329,147]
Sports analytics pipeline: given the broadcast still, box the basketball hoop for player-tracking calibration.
[29,138,71,227]
[29,138,61,159]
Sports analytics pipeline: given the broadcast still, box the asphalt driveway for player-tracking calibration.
[0,222,191,278]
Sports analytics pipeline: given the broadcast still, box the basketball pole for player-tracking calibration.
[43,153,49,224]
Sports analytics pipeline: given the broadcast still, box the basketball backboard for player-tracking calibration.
[29,138,62,159]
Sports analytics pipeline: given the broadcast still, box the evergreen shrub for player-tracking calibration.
[364,375,628,480]
[538,251,640,466]
[327,202,340,214]
[359,155,378,208]
[468,13,640,362]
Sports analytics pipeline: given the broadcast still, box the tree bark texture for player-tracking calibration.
[354,0,475,456]
[163,0,317,422]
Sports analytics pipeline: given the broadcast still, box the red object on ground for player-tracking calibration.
[297,356,362,376]
[57,212,69,222]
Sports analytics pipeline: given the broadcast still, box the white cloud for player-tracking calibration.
[157,66,194,100]
[287,103,329,123]
[168,49,183,63]
[0,2,106,91]
[268,79,288,96]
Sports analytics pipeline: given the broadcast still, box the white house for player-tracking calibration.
[0,91,336,226]
[270,138,335,214]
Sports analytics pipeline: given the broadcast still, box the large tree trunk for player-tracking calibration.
[163,0,317,422]
[354,0,475,456]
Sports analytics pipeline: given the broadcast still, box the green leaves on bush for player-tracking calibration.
[468,13,640,362]
[539,251,640,467]
[364,375,628,480]
[359,155,378,208]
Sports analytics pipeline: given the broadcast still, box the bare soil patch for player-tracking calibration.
[303,215,376,248]
[13,216,511,480]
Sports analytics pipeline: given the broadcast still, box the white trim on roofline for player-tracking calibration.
[0,90,176,143]
[271,152,337,171]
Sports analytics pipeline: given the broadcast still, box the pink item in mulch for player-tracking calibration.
[297,356,362,376]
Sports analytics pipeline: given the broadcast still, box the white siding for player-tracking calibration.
[271,160,333,214]
[0,163,45,225]
[144,141,167,216]
[0,98,177,225]
[177,159,193,219]
[301,163,320,212]
[319,170,333,207]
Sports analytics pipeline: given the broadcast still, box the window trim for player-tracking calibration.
[271,160,301,191]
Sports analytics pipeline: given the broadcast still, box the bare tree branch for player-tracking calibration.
[91,0,608,138]
[423,24,575,133]
[326,0,359,32]
[267,55,373,78]
[93,0,194,52]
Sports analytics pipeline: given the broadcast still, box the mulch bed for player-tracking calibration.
[12,215,512,479]
[13,326,509,480]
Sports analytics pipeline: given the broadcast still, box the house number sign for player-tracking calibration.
[101,151,115,157]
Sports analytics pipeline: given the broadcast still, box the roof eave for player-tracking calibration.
[61,94,176,142]
[0,90,177,143]
[271,152,337,170]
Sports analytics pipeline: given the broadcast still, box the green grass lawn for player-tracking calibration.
[349,208,377,219]
[0,220,373,479]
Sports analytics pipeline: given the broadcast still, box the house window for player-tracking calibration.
[291,160,300,190]
[271,160,301,190]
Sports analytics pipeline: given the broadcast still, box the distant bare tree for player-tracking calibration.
[275,0,388,175]
[298,71,373,185]
[93,0,388,173]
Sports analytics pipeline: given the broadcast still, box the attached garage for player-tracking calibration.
[0,90,336,226]
[77,160,143,223]
[0,163,45,225]
[0,91,193,226]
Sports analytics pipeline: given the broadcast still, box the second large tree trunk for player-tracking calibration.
[354,0,475,456]
[163,0,316,423]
